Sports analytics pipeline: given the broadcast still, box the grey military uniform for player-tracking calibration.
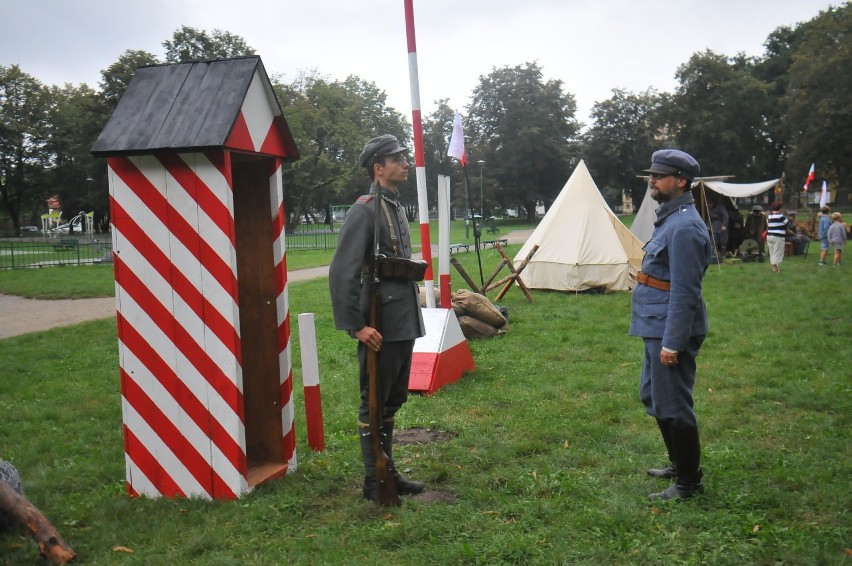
[328,183,425,422]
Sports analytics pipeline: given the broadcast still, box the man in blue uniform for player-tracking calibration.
[630,149,712,500]
[328,135,426,502]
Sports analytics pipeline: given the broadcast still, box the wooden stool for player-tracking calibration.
[784,241,793,257]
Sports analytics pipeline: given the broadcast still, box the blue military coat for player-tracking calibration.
[629,192,711,351]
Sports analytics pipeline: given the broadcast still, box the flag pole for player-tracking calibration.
[403,0,435,308]
[461,162,484,286]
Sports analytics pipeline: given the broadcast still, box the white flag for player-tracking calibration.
[819,180,828,208]
[447,111,467,165]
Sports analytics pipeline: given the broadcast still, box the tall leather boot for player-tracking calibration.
[648,425,704,501]
[381,420,425,495]
[647,418,678,479]
[358,424,378,502]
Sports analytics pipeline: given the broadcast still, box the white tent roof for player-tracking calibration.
[702,178,780,197]
[513,160,643,292]
[630,177,780,244]
[630,187,657,244]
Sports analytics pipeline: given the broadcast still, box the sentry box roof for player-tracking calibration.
[92,56,299,160]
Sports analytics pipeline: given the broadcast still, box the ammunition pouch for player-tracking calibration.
[374,256,428,281]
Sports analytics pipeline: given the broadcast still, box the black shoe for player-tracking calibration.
[394,473,425,495]
[647,464,677,479]
[648,480,704,501]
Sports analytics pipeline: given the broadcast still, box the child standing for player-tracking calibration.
[817,206,831,266]
[827,212,847,267]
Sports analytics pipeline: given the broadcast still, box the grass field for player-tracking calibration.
[0,235,850,564]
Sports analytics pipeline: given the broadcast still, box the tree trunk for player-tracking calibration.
[0,481,76,564]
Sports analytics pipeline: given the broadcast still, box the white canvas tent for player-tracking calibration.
[513,160,644,292]
[630,177,780,244]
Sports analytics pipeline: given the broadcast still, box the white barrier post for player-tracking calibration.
[438,175,451,307]
[297,313,325,452]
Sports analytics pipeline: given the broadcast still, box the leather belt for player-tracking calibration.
[636,271,671,291]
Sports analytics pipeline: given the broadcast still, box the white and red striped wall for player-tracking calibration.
[109,150,294,499]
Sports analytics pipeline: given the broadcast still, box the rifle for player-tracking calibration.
[367,189,401,507]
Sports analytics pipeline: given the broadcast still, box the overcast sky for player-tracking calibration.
[0,0,837,126]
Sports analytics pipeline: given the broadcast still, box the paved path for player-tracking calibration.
[0,230,534,340]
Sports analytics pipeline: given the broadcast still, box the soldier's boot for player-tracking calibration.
[381,420,425,495]
[648,425,704,501]
[358,423,378,502]
[647,418,678,479]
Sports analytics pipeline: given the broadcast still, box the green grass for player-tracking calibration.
[1,245,850,564]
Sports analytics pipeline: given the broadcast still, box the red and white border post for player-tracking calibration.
[297,313,325,452]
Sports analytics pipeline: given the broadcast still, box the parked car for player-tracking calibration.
[19,226,40,235]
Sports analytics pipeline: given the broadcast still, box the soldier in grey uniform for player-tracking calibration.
[630,149,712,501]
[328,134,426,502]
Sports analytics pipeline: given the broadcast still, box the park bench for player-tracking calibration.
[481,239,508,249]
[53,239,78,252]
[449,243,471,254]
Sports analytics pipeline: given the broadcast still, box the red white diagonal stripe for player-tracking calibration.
[270,162,297,470]
[109,150,293,499]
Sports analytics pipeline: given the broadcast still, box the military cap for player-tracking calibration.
[751,205,763,212]
[358,134,408,167]
[643,149,700,181]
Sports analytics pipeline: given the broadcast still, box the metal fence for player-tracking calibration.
[284,228,340,250]
[1,229,339,270]
[0,238,114,270]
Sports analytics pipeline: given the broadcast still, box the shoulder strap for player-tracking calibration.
[380,199,399,255]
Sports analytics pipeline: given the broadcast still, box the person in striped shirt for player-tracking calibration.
[766,201,789,272]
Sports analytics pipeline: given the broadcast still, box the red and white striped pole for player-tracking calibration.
[297,313,324,452]
[404,0,435,308]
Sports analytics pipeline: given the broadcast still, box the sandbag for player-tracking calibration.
[418,286,441,308]
[458,315,505,340]
[451,289,508,329]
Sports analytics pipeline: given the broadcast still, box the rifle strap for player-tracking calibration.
[379,198,400,255]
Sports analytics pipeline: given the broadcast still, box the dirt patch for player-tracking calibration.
[394,427,457,445]
[410,490,456,504]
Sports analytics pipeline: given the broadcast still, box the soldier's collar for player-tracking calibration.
[371,183,400,203]
[655,192,694,222]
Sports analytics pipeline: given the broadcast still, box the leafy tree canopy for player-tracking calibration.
[163,26,256,63]
[467,62,580,219]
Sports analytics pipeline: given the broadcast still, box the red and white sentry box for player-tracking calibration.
[92,56,301,500]
[409,308,475,395]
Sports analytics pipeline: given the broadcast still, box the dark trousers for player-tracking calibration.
[358,339,415,424]
[639,336,704,428]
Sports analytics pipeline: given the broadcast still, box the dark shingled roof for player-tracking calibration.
[91,56,299,159]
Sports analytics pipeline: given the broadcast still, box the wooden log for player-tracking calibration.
[450,257,480,292]
[480,258,508,294]
[494,243,538,302]
[0,481,76,564]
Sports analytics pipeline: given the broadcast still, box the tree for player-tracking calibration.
[43,83,111,230]
[781,4,852,195]
[420,100,460,213]
[0,65,51,233]
[271,72,410,227]
[583,88,669,206]
[666,50,777,182]
[466,62,580,220]
[163,26,255,63]
[99,49,160,110]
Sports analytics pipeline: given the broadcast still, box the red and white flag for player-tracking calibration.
[819,180,828,208]
[803,163,815,191]
[447,111,467,166]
